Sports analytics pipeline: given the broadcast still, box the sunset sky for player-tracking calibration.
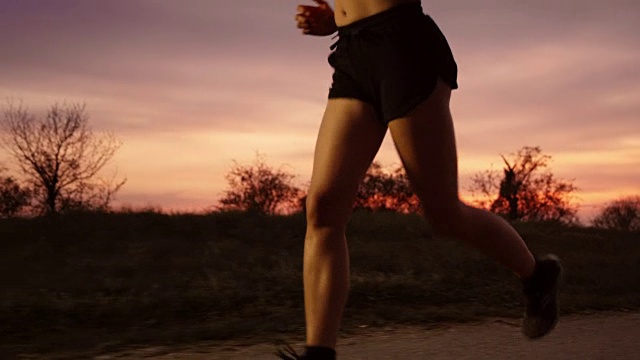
[1,0,638,222]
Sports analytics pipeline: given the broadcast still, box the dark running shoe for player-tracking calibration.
[276,345,305,359]
[276,345,336,359]
[522,254,563,339]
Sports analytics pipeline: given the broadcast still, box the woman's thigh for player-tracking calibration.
[387,79,459,216]
[307,98,387,228]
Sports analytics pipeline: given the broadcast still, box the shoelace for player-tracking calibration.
[275,344,304,359]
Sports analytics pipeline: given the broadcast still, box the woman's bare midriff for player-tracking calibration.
[334,0,419,27]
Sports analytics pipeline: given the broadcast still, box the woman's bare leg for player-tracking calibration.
[305,98,387,348]
[387,80,536,278]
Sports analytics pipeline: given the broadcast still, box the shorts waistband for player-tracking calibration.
[337,2,423,35]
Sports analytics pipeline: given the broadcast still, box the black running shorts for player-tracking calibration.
[327,2,458,124]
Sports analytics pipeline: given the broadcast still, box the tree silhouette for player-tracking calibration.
[1,101,125,215]
[217,154,302,215]
[592,196,640,232]
[0,166,31,218]
[354,162,420,213]
[469,146,578,223]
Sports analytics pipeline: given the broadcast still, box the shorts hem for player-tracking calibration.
[327,94,375,106]
[384,80,439,124]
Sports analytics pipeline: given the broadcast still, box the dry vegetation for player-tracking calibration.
[1,210,639,357]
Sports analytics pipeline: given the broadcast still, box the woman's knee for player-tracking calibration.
[423,200,466,236]
[305,189,352,230]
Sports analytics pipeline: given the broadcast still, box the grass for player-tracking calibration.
[0,210,639,356]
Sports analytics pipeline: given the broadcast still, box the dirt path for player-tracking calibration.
[95,312,639,359]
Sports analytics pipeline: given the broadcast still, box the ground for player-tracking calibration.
[78,312,640,359]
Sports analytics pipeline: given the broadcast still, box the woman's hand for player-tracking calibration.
[295,0,337,36]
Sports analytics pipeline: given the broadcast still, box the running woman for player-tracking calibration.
[278,1,563,359]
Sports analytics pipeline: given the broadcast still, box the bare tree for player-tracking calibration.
[1,101,125,215]
[217,153,302,215]
[469,146,578,223]
[592,196,640,232]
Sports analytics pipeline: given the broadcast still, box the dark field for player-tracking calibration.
[1,210,639,356]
